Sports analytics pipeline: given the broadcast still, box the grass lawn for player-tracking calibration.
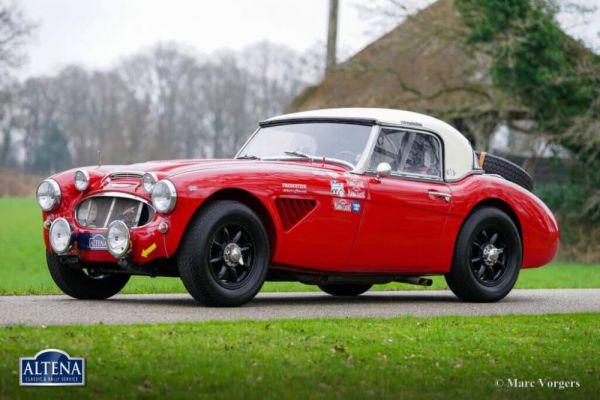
[2,197,600,295]
[1,314,598,399]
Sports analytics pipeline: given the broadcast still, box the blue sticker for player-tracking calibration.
[351,200,361,213]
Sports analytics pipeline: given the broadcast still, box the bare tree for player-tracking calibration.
[353,0,431,40]
[0,81,18,167]
[0,1,35,169]
[0,0,35,82]
[9,40,321,173]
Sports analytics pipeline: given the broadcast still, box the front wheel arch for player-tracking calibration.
[179,188,277,259]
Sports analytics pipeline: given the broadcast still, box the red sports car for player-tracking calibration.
[36,108,559,306]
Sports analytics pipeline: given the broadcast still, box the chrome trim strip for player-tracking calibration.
[234,127,260,158]
[363,171,445,184]
[103,197,116,228]
[390,172,444,182]
[84,198,93,226]
[261,156,355,170]
[445,169,485,182]
[84,191,152,206]
[353,124,381,174]
[134,202,144,224]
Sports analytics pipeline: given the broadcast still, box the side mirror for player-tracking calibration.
[376,162,392,180]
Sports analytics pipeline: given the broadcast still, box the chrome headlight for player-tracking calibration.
[106,220,130,258]
[151,180,177,213]
[142,173,158,194]
[49,218,72,254]
[36,179,61,211]
[74,169,90,191]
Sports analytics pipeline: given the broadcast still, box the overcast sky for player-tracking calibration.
[19,0,600,78]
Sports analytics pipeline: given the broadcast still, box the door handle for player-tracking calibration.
[428,191,452,203]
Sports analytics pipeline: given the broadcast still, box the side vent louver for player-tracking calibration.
[275,197,317,231]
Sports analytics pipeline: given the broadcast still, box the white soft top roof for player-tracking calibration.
[263,108,474,181]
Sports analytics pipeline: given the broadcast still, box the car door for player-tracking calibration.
[349,127,452,272]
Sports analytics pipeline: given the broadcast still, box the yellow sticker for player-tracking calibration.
[141,243,157,258]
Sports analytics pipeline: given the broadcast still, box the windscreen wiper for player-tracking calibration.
[237,154,261,160]
[280,151,354,169]
[284,151,311,159]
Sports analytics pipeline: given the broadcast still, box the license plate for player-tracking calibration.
[78,233,107,250]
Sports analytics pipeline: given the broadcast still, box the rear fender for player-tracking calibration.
[444,175,559,271]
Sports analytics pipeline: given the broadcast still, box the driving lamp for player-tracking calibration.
[49,218,72,254]
[106,220,130,258]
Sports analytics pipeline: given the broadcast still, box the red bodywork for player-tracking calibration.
[42,158,559,276]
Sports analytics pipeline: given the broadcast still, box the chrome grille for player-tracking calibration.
[76,196,154,229]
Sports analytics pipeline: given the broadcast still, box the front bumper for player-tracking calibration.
[44,217,171,265]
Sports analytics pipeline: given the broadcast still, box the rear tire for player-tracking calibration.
[46,251,130,299]
[318,284,372,296]
[178,200,270,307]
[476,152,534,191]
[445,207,521,302]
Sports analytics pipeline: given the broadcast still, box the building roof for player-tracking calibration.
[288,0,522,120]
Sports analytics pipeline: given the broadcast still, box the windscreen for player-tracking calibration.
[238,122,372,166]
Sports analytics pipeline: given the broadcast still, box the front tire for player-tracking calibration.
[318,284,372,296]
[47,251,130,299]
[445,207,522,302]
[178,200,270,307]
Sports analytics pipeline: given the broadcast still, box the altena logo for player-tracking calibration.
[20,349,85,386]
[89,233,107,250]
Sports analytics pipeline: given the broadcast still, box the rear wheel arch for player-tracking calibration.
[451,197,523,270]
[465,198,522,244]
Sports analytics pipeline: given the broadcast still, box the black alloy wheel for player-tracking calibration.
[208,224,255,289]
[445,207,522,302]
[178,200,270,307]
[469,227,508,286]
